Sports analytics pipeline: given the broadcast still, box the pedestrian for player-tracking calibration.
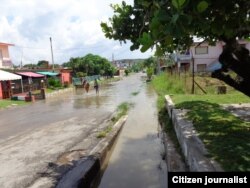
[85,82,90,93]
[82,78,86,88]
[94,78,99,94]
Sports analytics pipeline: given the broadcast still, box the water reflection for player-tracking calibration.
[73,95,110,109]
[98,73,167,188]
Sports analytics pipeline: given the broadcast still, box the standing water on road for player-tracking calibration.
[0,73,167,188]
[97,74,168,188]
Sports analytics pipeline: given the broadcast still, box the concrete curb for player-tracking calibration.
[56,115,128,188]
[162,132,187,172]
[165,95,223,172]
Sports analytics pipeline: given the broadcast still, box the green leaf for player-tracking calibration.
[197,1,208,13]
[165,36,173,45]
[139,32,154,52]
[172,0,186,9]
[138,0,151,8]
[150,17,160,30]
[172,14,179,23]
[155,45,164,56]
[140,44,151,52]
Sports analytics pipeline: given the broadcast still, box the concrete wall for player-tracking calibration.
[165,95,223,171]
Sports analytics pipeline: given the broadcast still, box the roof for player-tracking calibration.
[0,42,14,46]
[0,70,22,81]
[37,71,59,76]
[15,72,44,78]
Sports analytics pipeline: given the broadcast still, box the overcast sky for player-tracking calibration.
[0,0,153,66]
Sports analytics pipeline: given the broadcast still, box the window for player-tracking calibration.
[197,64,207,72]
[195,46,208,54]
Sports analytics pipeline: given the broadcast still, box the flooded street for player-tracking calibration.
[0,73,167,188]
[98,77,167,188]
[0,74,142,141]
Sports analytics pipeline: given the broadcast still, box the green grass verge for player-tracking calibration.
[172,93,250,104]
[175,101,250,171]
[0,99,27,109]
[97,102,130,138]
[152,73,186,164]
[152,72,250,171]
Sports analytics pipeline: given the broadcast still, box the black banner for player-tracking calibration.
[168,172,250,188]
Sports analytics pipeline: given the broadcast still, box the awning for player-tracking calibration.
[16,72,44,78]
[0,70,22,81]
[37,71,59,76]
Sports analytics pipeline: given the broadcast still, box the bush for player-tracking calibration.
[125,69,129,76]
[48,77,62,89]
[76,72,87,78]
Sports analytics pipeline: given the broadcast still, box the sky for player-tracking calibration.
[0,0,154,66]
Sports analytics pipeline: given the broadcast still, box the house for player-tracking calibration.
[13,72,45,93]
[60,69,72,86]
[37,69,72,87]
[172,40,250,72]
[0,70,22,99]
[0,42,14,69]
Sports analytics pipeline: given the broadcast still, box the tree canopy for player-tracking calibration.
[101,0,250,96]
[62,54,116,77]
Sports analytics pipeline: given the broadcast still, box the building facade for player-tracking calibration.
[173,40,250,72]
[0,42,14,69]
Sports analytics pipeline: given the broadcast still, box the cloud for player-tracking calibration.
[0,0,153,65]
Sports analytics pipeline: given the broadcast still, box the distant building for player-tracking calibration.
[112,59,144,69]
[172,39,250,72]
[0,42,14,69]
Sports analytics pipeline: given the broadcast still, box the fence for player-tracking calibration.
[72,75,100,86]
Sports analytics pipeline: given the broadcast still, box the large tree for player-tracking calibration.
[63,54,116,77]
[101,0,250,96]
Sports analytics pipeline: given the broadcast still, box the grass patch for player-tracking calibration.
[152,73,185,95]
[0,99,27,109]
[175,101,250,171]
[152,72,250,171]
[96,102,131,138]
[172,93,250,104]
[131,91,139,96]
[97,126,112,138]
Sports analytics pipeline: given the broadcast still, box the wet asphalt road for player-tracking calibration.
[0,73,151,188]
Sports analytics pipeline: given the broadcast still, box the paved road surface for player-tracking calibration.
[0,74,147,188]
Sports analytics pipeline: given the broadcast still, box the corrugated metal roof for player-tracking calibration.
[37,72,59,76]
[16,72,44,78]
[0,70,21,81]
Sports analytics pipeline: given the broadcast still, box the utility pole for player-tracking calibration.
[112,53,114,64]
[50,37,55,72]
[191,49,195,94]
[20,48,23,69]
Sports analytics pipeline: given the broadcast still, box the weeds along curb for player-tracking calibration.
[56,115,128,188]
[165,95,223,172]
